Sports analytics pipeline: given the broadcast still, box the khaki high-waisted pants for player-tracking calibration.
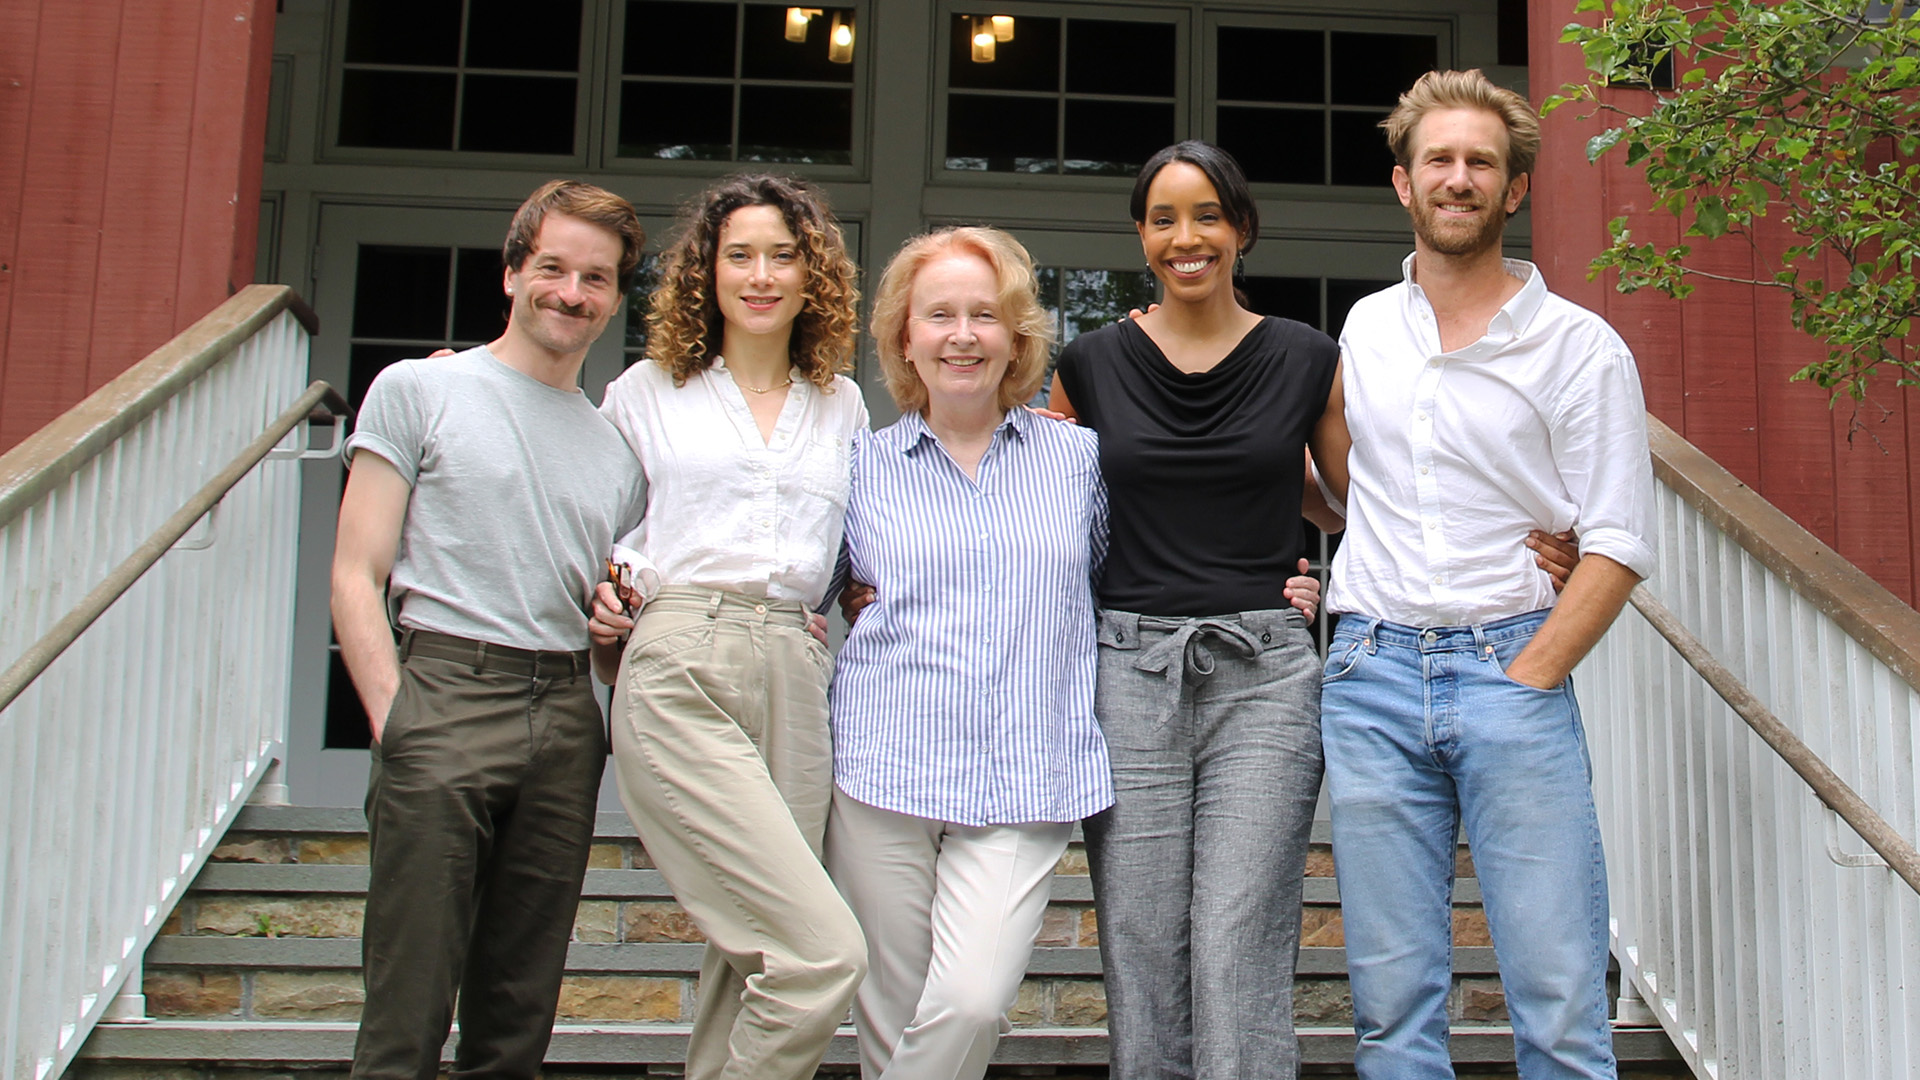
[609,586,867,1080]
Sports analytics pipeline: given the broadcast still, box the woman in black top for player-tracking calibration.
[1049,141,1350,1080]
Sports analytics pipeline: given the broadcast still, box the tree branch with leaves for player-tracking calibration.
[1546,0,1920,401]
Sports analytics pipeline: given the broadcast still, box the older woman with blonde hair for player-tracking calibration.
[823,226,1111,1080]
[590,173,868,1080]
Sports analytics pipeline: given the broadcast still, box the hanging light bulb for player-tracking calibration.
[991,15,1014,42]
[971,16,996,63]
[785,8,821,43]
[828,11,854,63]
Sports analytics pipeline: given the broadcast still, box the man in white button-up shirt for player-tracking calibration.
[1320,70,1655,1080]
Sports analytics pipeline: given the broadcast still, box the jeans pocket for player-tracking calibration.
[1322,634,1367,684]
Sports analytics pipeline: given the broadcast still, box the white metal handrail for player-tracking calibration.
[0,286,324,1080]
[1579,415,1920,1079]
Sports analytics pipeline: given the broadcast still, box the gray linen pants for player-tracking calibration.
[609,587,867,1080]
[1083,608,1323,1080]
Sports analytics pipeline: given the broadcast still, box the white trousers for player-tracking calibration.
[824,788,1073,1080]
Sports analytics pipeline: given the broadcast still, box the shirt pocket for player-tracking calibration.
[799,434,851,507]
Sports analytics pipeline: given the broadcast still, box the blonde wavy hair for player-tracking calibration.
[870,227,1055,415]
[645,174,859,388]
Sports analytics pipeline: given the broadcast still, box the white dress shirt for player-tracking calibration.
[598,357,869,609]
[1327,255,1655,626]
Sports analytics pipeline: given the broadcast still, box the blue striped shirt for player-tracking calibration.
[830,408,1113,826]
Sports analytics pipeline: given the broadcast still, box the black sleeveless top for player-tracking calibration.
[1054,316,1338,618]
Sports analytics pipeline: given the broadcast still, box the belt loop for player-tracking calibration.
[473,640,488,673]
[707,591,723,619]
[1361,617,1381,653]
[398,626,416,661]
[1471,622,1491,660]
[568,650,580,681]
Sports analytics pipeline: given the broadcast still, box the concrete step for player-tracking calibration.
[77,1020,1684,1069]
[100,805,1678,1072]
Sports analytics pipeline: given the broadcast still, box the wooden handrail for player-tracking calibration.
[0,285,319,530]
[1647,413,1920,694]
[0,381,345,715]
[1629,585,1920,895]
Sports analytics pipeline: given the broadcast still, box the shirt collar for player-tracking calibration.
[1400,254,1549,348]
[897,406,1027,454]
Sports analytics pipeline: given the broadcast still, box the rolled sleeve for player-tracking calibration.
[343,362,426,486]
[1552,350,1656,580]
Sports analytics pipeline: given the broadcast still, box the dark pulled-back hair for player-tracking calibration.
[1129,141,1261,256]
[502,179,647,293]
[645,173,859,389]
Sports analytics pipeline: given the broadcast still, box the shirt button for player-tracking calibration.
[1432,575,1442,584]
[1420,466,1430,475]
[1430,359,1441,368]
[754,605,766,614]
[1417,412,1428,421]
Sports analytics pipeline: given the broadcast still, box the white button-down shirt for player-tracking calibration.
[598,357,869,609]
[1327,256,1655,626]
[831,408,1113,826]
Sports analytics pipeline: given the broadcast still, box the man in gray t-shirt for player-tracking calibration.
[332,180,646,1080]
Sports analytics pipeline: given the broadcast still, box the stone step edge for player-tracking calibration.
[146,938,1506,977]
[185,865,1484,906]
[235,807,1465,849]
[78,1021,1681,1066]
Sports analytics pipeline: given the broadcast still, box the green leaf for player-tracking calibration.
[1587,128,1626,162]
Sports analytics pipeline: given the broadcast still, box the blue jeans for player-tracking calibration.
[1320,611,1616,1080]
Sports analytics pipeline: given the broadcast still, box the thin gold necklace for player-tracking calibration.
[731,369,793,394]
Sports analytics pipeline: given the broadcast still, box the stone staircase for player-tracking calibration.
[70,805,1684,1078]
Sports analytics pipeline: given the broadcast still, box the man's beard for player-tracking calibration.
[1409,195,1506,258]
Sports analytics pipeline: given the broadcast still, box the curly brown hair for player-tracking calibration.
[645,174,860,388]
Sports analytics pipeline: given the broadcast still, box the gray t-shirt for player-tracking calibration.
[344,346,645,651]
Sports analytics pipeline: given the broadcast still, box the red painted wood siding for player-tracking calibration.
[0,0,276,452]
[1531,0,1920,607]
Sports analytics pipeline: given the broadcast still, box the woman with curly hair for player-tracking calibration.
[590,173,869,1080]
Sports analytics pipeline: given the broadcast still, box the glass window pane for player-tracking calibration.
[739,85,852,163]
[1066,20,1174,97]
[741,4,855,83]
[1330,32,1437,106]
[946,93,1056,173]
[339,70,456,150]
[1330,109,1394,186]
[1241,276,1320,328]
[620,80,734,159]
[468,0,582,71]
[1063,99,1171,175]
[624,254,664,356]
[1327,278,1397,339]
[1060,269,1157,344]
[344,0,460,66]
[1217,106,1322,184]
[626,0,737,78]
[349,343,432,411]
[948,14,1059,92]
[326,649,371,749]
[460,75,578,154]
[1217,27,1321,104]
[352,246,452,341]
[453,247,508,343]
